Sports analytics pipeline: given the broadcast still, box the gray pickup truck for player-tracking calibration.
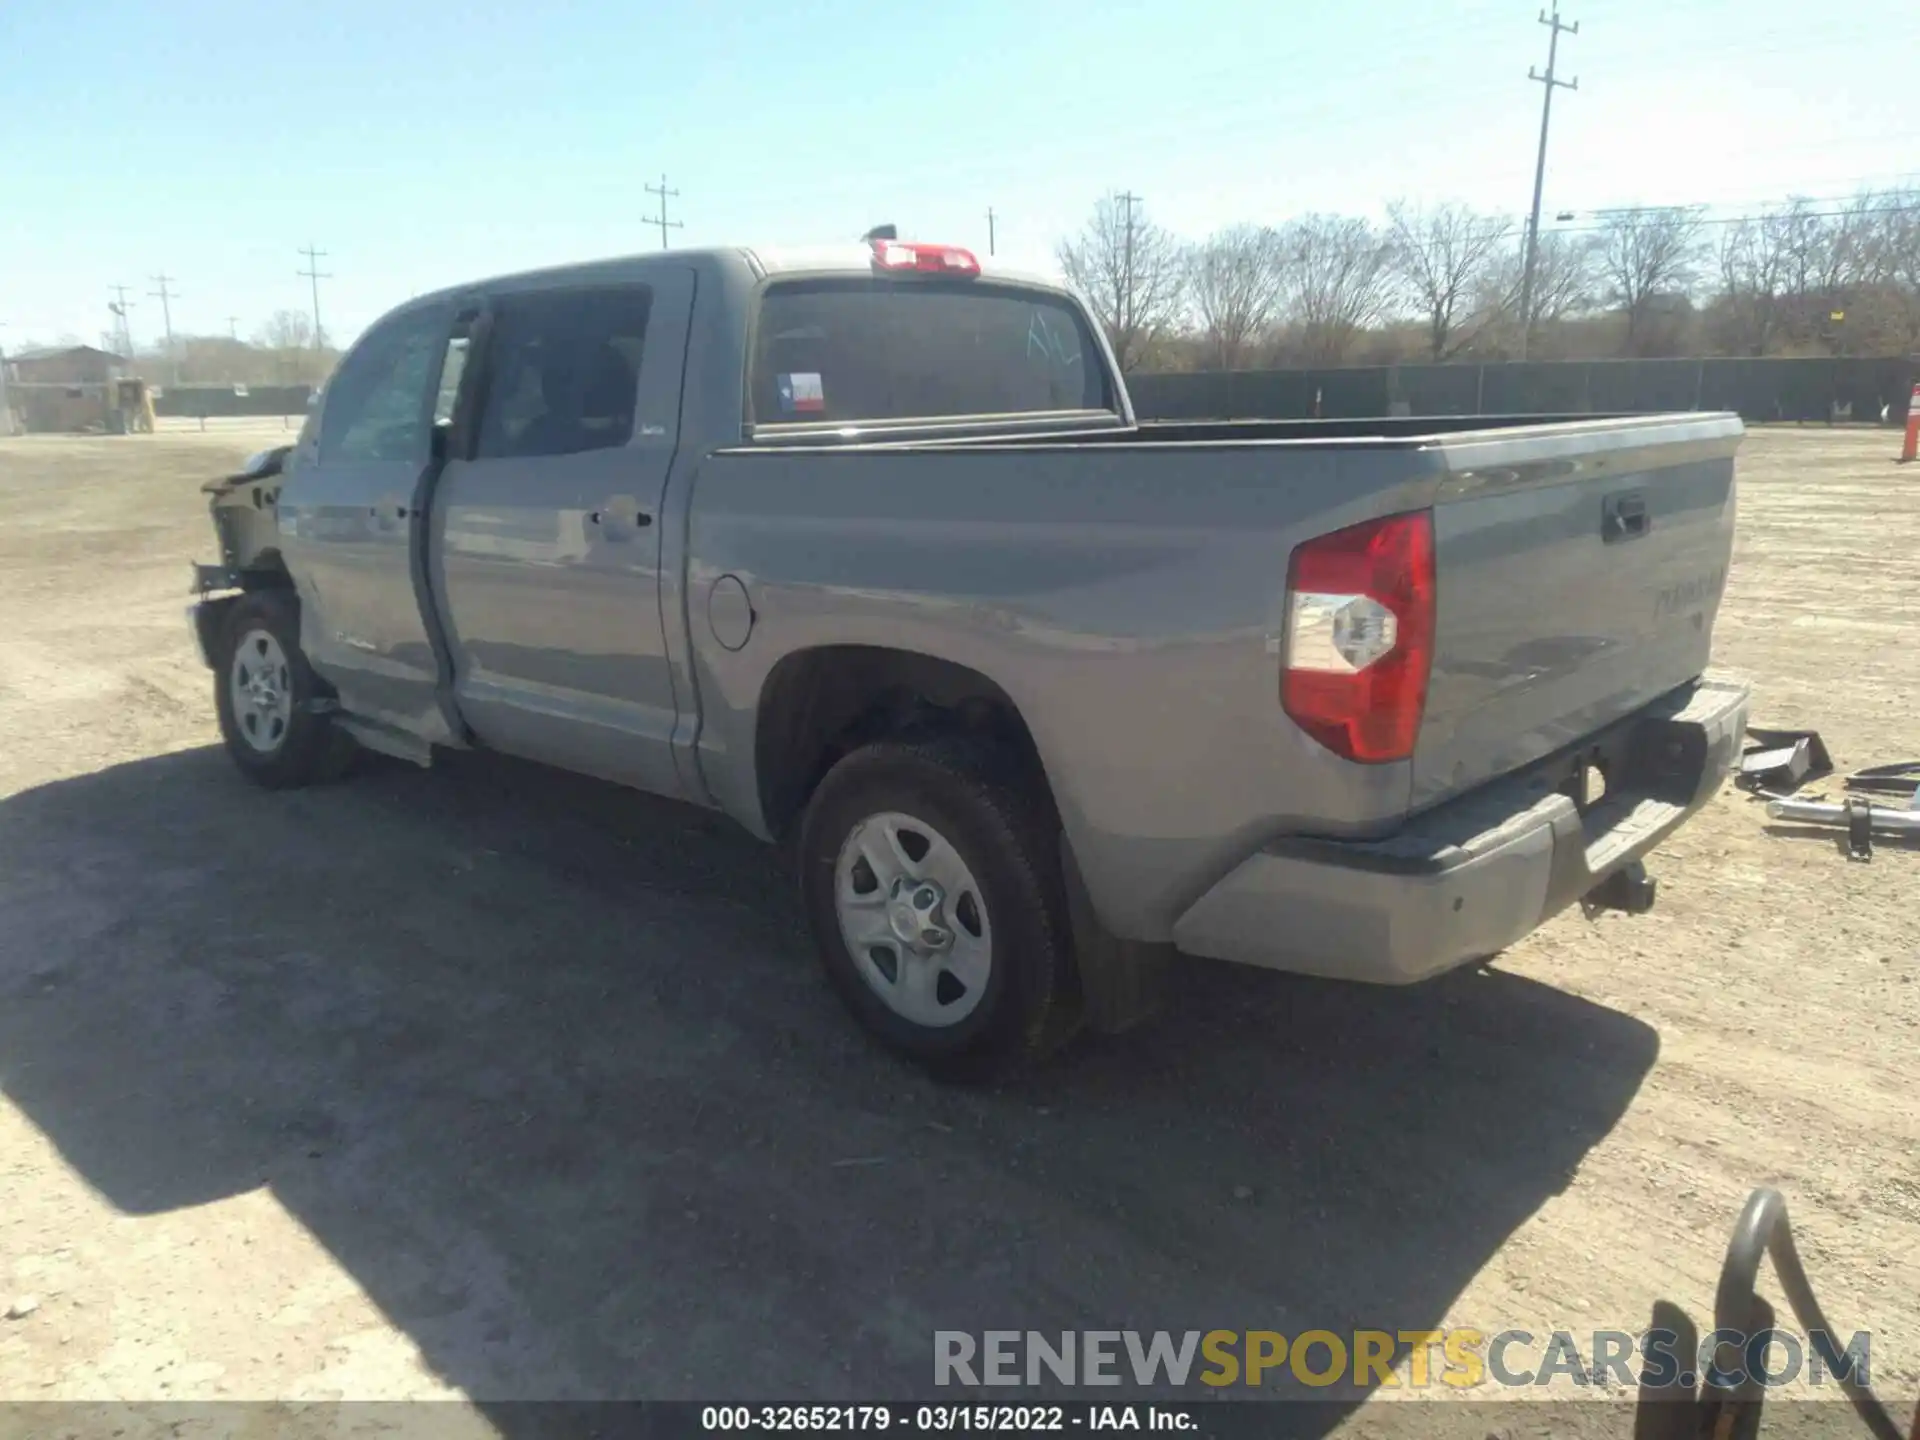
[192,237,1750,1071]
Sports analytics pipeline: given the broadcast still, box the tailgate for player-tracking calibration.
[1412,414,1742,811]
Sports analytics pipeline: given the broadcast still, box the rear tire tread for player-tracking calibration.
[798,732,1081,1079]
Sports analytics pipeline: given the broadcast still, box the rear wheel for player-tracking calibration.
[214,590,356,789]
[798,735,1080,1075]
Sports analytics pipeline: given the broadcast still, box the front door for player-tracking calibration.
[429,268,694,796]
[276,301,456,738]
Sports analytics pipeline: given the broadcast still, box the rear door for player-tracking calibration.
[428,268,695,796]
[276,301,456,738]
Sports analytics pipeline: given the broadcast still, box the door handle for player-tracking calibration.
[1602,491,1650,544]
[588,495,653,539]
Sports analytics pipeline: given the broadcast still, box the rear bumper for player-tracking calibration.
[1170,676,1750,983]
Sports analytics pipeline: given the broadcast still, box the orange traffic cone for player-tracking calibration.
[1903,382,1920,464]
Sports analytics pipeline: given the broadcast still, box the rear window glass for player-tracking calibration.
[750,280,1108,427]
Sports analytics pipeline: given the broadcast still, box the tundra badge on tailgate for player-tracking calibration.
[1654,566,1727,620]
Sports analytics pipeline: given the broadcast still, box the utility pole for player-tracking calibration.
[645,174,684,250]
[1518,8,1578,361]
[108,285,136,358]
[985,206,997,257]
[149,273,178,379]
[1117,191,1142,339]
[297,243,331,349]
[227,316,241,341]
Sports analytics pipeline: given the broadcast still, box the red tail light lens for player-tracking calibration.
[1281,510,1435,764]
[870,240,981,275]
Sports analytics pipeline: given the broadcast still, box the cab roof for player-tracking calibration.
[408,243,1067,312]
[739,243,1061,292]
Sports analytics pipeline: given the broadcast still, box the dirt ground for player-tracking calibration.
[0,424,1914,1435]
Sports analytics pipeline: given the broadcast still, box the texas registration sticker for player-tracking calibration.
[778,371,826,415]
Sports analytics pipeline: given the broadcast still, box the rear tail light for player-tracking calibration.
[870,239,981,275]
[1281,510,1435,764]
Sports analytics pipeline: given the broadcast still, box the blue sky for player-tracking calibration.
[3,0,1916,351]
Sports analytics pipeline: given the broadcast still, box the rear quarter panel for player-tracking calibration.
[683,443,1443,942]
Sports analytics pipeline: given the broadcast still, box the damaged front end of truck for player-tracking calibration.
[189,443,295,668]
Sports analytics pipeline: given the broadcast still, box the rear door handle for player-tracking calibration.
[1602,491,1650,544]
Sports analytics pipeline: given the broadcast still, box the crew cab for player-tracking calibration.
[192,237,1750,1070]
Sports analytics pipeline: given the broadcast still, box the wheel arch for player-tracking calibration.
[752,645,1053,847]
[190,551,298,670]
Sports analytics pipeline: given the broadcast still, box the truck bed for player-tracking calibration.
[689,412,1742,943]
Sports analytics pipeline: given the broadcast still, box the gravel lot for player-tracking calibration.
[1,424,1915,1434]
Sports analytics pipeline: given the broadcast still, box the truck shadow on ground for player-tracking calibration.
[0,747,1659,1431]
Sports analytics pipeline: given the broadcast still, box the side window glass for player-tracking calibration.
[320,307,448,463]
[475,285,651,460]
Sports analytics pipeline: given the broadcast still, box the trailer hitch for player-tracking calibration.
[1634,1188,1916,1440]
[1581,860,1658,919]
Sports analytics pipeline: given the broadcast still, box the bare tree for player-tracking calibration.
[1528,232,1600,332]
[1817,192,1899,352]
[1056,194,1187,372]
[1386,202,1512,360]
[252,310,338,385]
[1054,181,1919,372]
[1185,225,1285,370]
[1598,208,1706,353]
[1873,187,1920,282]
[1469,231,1598,356]
[1277,214,1397,365]
[1712,212,1794,356]
[1838,191,1896,288]
[256,310,314,352]
[1876,187,1920,352]
[167,334,261,386]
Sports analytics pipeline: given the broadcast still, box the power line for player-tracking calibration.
[1548,201,1920,238]
[297,243,331,350]
[1379,199,1920,258]
[1585,196,1919,219]
[645,174,684,250]
[1519,6,1579,361]
[1619,183,1920,215]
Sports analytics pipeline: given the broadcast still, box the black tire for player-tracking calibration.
[214,589,357,790]
[797,735,1081,1076]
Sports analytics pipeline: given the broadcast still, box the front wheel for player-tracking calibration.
[214,590,356,789]
[797,736,1080,1074]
